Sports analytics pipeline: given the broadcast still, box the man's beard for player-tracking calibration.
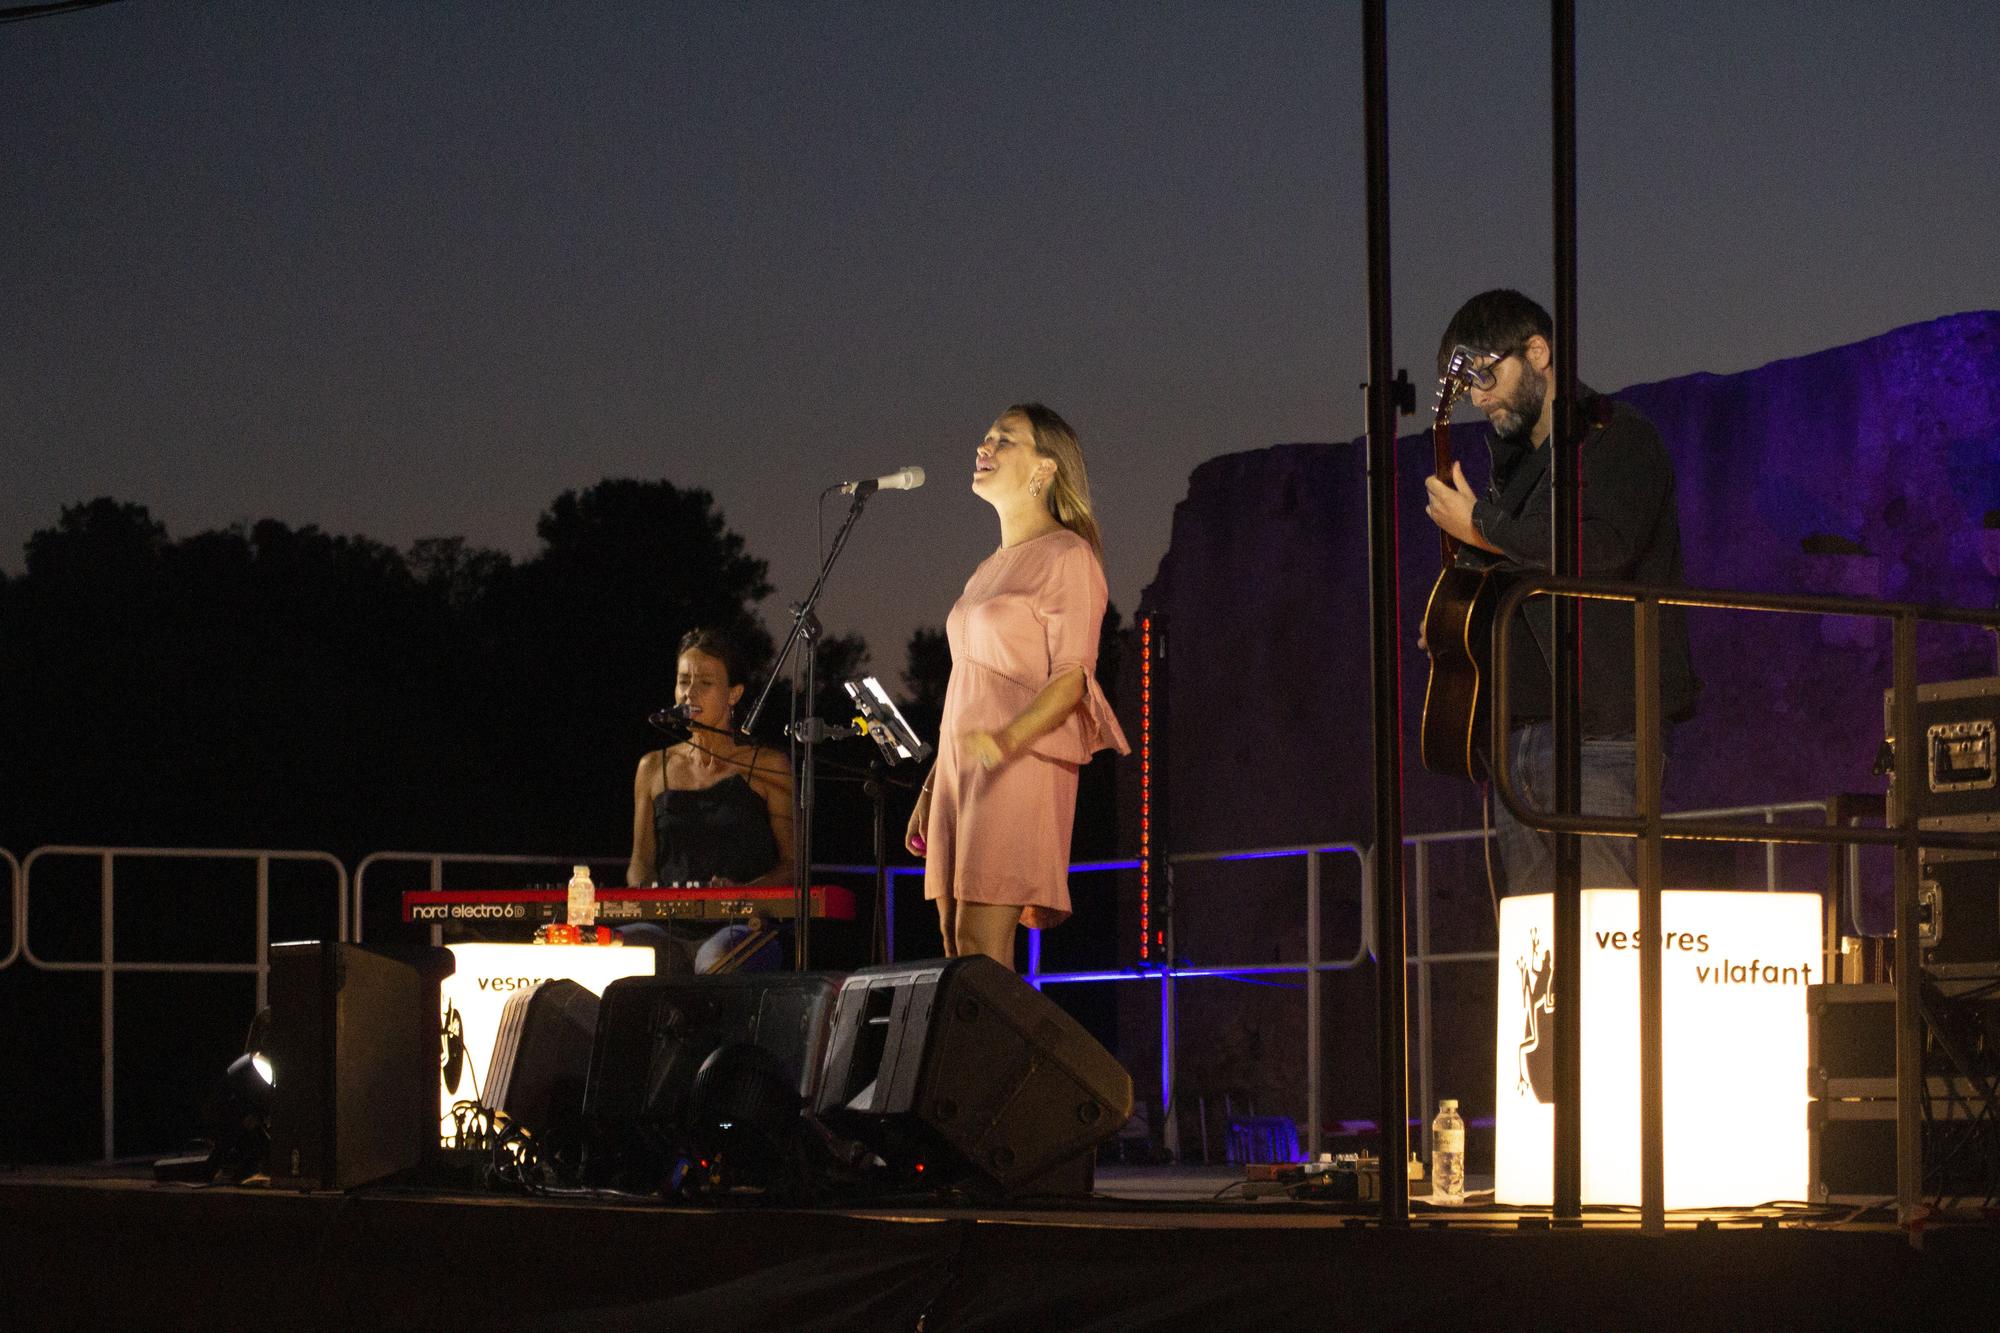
[1487,371,1547,442]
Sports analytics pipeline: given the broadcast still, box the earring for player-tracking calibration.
[1030,478,1044,499]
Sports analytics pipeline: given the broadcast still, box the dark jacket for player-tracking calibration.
[1464,391,1700,735]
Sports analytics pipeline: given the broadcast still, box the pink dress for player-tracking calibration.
[924,528,1130,929]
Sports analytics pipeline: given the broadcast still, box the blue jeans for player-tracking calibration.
[616,921,781,973]
[1493,722,1656,895]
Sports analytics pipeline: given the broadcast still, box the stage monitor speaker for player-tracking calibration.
[814,955,1133,1195]
[582,971,840,1186]
[265,941,454,1191]
[486,979,599,1141]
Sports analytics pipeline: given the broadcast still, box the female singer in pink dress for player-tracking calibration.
[904,403,1129,970]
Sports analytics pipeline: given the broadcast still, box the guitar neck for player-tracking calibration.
[1434,414,1459,567]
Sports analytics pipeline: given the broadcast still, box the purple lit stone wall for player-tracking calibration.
[1621,312,2000,838]
[1114,311,2000,1157]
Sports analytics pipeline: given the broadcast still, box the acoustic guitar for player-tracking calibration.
[1419,348,1512,779]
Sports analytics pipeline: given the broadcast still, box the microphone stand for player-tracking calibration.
[658,694,914,967]
[778,741,917,967]
[867,758,891,964]
[744,485,877,970]
[831,749,917,966]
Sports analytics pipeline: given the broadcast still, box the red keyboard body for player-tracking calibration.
[401,885,856,925]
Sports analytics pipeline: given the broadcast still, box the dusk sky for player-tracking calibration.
[7,1,1998,675]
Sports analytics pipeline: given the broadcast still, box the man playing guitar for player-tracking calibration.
[1420,289,1699,894]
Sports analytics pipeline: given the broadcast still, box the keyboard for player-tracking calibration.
[401,885,857,925]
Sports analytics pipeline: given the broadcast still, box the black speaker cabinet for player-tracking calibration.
[815,955,1133,1195]
[582,971,840,1183]
[1884,675,2000,828]
[1919,854,2000,976]
[265,941,454,1191]
[1811,1097,2000,1203]
[486,979,600,1139]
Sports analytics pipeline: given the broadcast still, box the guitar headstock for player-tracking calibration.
[1434,344,1480,425]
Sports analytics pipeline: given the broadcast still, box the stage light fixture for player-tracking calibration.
[230,1051,274,1102]
[154,1046,276,1184]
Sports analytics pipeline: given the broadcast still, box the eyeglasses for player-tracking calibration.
[1463,348,1516,391]
[1441,343,1517,394]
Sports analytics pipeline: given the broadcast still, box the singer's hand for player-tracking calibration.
[961,730,1010,771]
[905,786,932,857]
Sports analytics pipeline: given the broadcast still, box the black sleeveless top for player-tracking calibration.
[651,774,780,886]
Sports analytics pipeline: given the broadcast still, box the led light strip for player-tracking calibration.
[1140,614,1153,960]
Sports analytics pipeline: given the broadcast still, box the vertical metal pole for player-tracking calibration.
[1306,851,1323,1158]
[1765,812,1779,891]
[255,857,271,1012]
[872,770,890,965]
[429,857,445,949]
[1635,599,1666,1235]
[884,868,899,964]
[1414,839,1435,1168]
[1846,843,1864,948]
[1889,614,1924,1224]
[1361,846,1379,958]
[796,644,816,970]
[1362,0,1411,1224]
[100,851,116,1163]
[351,862,361,943]
[1157,611,1178,1151]
[1549,0,1585,1221]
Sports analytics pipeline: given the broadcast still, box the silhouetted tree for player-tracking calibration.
[475,479,778,851]
[0,485,876,1164]
[902,626,950,713]
[0,481,806,860]
[408,536,512,612]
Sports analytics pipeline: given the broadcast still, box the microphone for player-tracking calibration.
[837,466,925,496]
[647,702,697,732]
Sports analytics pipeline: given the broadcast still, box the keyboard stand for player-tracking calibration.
[704,915,782,974]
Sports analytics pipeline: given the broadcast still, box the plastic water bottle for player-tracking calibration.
[1431,1099,1466,1205]
[567,864,597,928]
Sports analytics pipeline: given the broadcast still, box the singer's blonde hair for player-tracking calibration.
[1004,402,1103,559]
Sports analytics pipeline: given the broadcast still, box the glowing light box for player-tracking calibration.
[438,942,654,1139]
[1494,889,1819,1209]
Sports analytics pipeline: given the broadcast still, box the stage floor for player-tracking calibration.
[2,1162,1991,1330]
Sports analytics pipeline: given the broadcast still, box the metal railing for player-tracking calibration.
[349,843,1372,1162]
[1033,843,1371,1160]
[342,825,1827,1170]
[1489,572,2000,1232]
[1404,799,1831,1165]
[0,800,1866,1169]
[19,845,348,1161]
[2,847,20,971]
[786,850,1373,1160]
[352,850,635,942]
